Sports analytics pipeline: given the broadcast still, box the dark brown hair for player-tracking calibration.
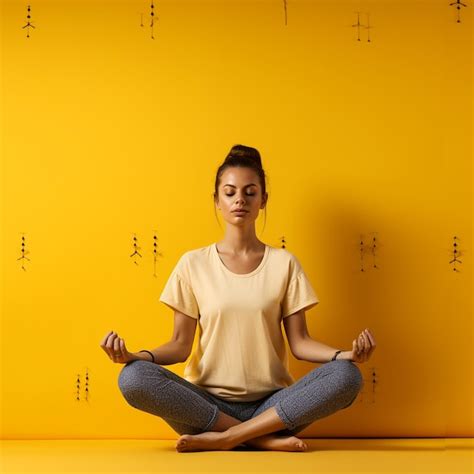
[213,144,268,233]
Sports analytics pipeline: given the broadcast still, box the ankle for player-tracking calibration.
[211,411,243,432]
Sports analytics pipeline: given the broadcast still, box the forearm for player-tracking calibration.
[132,340,189,365]
[294,337,352,363]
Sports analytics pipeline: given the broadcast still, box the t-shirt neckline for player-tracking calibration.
[213,242,270,278]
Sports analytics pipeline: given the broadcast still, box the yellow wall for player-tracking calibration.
[1,0,472,439]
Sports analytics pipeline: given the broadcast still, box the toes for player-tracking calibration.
[295,440,307,451]
[176,437,188,450]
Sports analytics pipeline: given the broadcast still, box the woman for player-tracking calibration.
[100,144,376,453]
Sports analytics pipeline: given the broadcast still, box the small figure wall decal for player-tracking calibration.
[359,233,381,272]
[149,0,159,40]
[76,374,80,401]
[352,11,366,42]
[17,233,31,271]
[449,0,468,23]
[365,12,373,42]
[130,233,143,265]
[358,366,378,404]
[369,233,380,270]
[129,232,164,274]
[76,367,90,402]
[152,230,164,278]
[449,235,463,272]
[352,12,373,42]
[359,236,365,272]
[22,4,35,38]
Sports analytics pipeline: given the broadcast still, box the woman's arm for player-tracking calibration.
[283,311,350,362]
[287,337,351,362]
[134,311,197,365]
[132,339,192,365]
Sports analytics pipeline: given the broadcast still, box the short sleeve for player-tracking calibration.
[281,271,319,319]
[159,257,200,320]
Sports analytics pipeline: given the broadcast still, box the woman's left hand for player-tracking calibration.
[348,328,376,363]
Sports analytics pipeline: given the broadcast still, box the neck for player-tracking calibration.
[217,229,264,254]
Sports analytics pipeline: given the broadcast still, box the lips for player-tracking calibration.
[232,210,248,213]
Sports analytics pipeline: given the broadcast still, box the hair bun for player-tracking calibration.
[226,144,262,169]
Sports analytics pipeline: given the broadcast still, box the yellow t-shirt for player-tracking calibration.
[159,243,319,402]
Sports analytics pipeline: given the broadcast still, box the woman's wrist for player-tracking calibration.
[336,350,353,361]
[132,351,153,362]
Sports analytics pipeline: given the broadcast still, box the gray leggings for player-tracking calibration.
[118,358,363,437]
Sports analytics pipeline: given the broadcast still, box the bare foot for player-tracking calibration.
[175,431,308,453]
[176,431,230,452]
[245,434,308,452]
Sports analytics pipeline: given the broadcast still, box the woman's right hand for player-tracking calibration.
[100,330,136,364]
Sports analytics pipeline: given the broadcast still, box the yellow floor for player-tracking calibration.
[1,439,472,473]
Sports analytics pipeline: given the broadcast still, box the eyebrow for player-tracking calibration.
[223,184,257,188]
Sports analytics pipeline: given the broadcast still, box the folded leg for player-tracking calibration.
[251,359,364,436]
[118,360,223,435]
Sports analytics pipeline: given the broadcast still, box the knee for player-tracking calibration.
[117,360,148,401]
[333,359,364,397]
